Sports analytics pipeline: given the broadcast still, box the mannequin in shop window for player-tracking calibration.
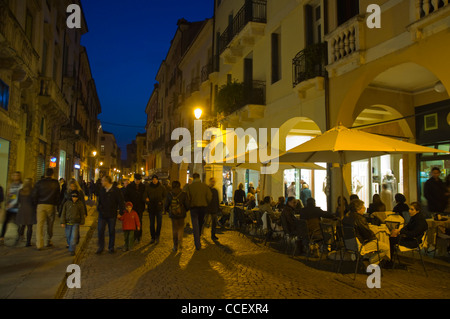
[382,170,397,208]
[380,183,393,211]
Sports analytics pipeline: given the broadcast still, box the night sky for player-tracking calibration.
[80,0,213,160]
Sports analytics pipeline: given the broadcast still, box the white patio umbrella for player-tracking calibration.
[277,124,449,217]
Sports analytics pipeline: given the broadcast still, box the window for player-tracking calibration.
[337,0,360,26]
[271,32,281,84]
[100,145,105,156]
[0,80,10,111]
[39,117,46,137]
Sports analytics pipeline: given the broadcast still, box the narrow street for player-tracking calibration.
[64,212,450,299]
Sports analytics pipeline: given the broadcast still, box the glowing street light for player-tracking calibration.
[194,108,203,120]
[92,151,97,157]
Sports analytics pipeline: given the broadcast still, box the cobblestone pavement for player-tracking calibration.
[64,212,450,299]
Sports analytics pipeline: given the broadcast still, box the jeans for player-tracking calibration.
[97,217,116,252]
[190,207,206,249]
[148,210,162,240]
[36,204,56,249]
[65,224,80,253]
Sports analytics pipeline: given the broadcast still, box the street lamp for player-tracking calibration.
[194,108,203,120]
[92,151,97,157]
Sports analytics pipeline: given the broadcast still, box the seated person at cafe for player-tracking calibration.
[392,193,409,218]
[259,196,276,219]
[281,197,301,236]
[367,194,386,215]
[389,202,428,251]
[342,199,390,265]
[275,196,285,211]
[300,198,336,240]
[335,196,349,216]
[246,194,256,210]
[294,199,304,214]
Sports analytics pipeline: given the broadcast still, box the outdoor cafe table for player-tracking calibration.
[426,218,450,256]
[369,224,391,260]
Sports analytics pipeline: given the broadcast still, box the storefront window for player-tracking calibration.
[0,138,10,204]
[59,150,66,180]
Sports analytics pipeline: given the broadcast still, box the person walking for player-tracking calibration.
[59,180,87,218]
[96,176,125,254]
[58,178,67,212]
[124,174,146,243]
[424,167,447,217]
[165,181,189,252]
[31,168,60,250]
[60,190,86,256]
[16,178,37,247]
[143,175,167,244]
[208,177,220,241]
[0,172,23,245]
[118,202,141,252]
[185,173,212,251]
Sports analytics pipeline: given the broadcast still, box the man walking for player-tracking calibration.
[124,174,146,243]
[143,175,167,244]
[96,176,125,254]
[424,167,447,217]
[32,168,60,250]
[186,173,212,250]
[207,177,220,241]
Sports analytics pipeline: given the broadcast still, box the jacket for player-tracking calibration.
[59,189,87,216]
[165,189,189,219]
[424,177,447,213]
[61,200,86,225]
[143,182,167,211]
[342,211,376,243]
[32,178,60,206]
[118,210,141,231]
[208,187,220,214]
[281,205,299,236]
[97,185,125,219]
[124,182,146,213]
[186,179,212,208]
[233,189,246,205]
[399,213,428,248]
[6,182,22,213]
[16,192,37,225]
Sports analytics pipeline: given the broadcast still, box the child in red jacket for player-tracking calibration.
[118,202,141,251]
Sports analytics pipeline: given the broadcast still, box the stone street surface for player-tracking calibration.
[64,211,450,300]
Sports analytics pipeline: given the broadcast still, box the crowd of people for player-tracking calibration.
[0,166,449,262]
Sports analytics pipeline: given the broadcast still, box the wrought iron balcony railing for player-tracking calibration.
[218,0,267,54]
[292,42,328,87]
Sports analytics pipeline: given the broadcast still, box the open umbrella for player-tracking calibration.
[277,124,449,217]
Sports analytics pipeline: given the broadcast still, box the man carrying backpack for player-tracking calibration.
[165,181,189,253]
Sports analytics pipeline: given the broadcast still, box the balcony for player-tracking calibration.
[38,77,71,124]
[324,15,366,77]
[408,0,450,41]
[186,77,200,97]
[0,1,39,79]
[219,0,267,64]
[216,80,266,126]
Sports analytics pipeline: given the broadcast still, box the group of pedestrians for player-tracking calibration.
[0,169,88,256]
[95,172,220,254]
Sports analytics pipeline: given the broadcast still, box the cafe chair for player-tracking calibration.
[319,221,342,272]
[338,225,382,280]
[263,213,284,247]
[385,221,401,232]
[292,219,322,260]
[433,226,450,258]
[392,233,428,277]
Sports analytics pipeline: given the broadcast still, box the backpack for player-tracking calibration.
[170,192,183,217]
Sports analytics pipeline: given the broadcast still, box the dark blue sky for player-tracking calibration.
[80,0,213,159]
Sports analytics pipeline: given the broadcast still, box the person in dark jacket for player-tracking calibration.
[281,197,301,236]
[233,183,246,205]
[390,202,428,250]
[61,190,86,255]
[16,178,37,247]
[58,178,67,211]
[207,178,220,241]
[0,185,4,205]
[342,199,390,265]
[59,180,87,217]
[124,174,146,243]
[300,198,336,240]
[424,167,447,216]
[143,175,167,244]
[392,193,409,218]
[165,181,189,252]
[96,176,125,254]
[32,168,60,250]
[367,194,386,215]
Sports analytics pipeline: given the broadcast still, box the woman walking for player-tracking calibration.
[17,178,37,247]
[165,181,189,252]
[0,172,23,245]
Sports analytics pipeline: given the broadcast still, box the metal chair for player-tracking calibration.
[292,219,323,260]
[434,226,450,258]
[338,225,382,280]
[263,213,285,247]
[385,221,401,232]
[392,233,428,277]
[319,221,342,271]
